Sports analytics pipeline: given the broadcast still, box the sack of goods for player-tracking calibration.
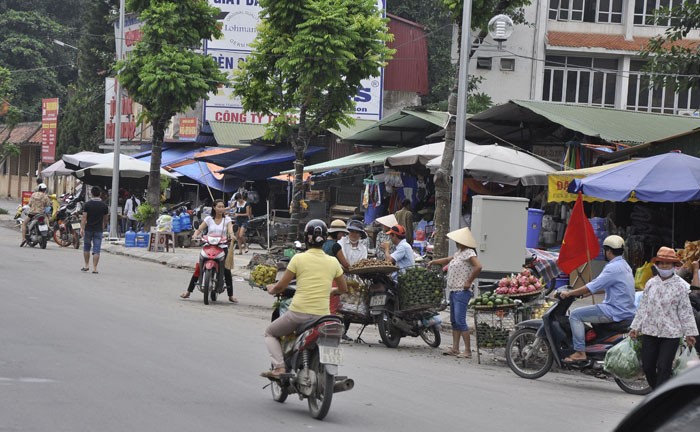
[397,266,444,310]
[603,337,643,380]
[339,277,369,317]
[156,214,172,232]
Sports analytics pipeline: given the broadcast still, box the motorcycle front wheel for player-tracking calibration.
[307,349,334,420]
[377,301,401,348]
[419,325,441,348]
[203,268,213,305]
[505,327,553,379]
[53,224,70,247]
[615,376,652,395]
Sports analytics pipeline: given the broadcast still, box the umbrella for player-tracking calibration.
[41,160,73,177]
[62,151,110,170]
[75,155,176,183]
[570,152,700,202]
[385,142,446,167]
[426,143,556,186]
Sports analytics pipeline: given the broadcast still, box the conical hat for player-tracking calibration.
[447,227,477,249]
[375,214,398,228]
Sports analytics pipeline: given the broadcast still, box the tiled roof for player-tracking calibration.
[547,31,700,51]
[0,122,42,144]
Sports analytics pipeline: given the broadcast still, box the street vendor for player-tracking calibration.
[383,224,414,277]
[374,214,398,260]
[429,227,482,359]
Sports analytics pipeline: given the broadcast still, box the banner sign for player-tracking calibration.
[548,175,609,203]
[114,13,144,60]
[41,98,59,163]
[204,0,385,123]
[104,77,142,144]
[179,118,199,140]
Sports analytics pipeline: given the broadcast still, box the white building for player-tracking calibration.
[470,1,700,115]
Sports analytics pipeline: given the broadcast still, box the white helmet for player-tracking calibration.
[603,235,624,250]
[37,183,47,192]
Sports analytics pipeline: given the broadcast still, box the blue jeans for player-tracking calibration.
[449,290,472,331]
[83,230,103,254]
[569,305,613,352]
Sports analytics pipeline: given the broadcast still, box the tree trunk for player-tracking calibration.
[287,106,308,242]
[146,114,169,229]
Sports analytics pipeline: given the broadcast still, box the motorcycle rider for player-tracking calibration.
[559,235,636,362]
[262,219,348,379]
[383,224,415,276]
[20,183,50,247]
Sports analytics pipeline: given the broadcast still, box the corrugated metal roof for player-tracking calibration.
[385,15,429,95]
[209,122,267,147]
[344,109,448,144]
[470,100,700,145]
[329,119,377,139]
[547,31,700,51]
[282,147,407,174]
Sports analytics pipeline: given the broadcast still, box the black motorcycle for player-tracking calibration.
[233,214,272,250]
[505,291,651,395]
[53,199,83,249]
[24,212,51,249]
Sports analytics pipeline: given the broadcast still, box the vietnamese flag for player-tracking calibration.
[557,193,600,274]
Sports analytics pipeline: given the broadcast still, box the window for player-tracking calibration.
[542,55,618,107]
[626,59,700,114]
[476,57,492,70]
[550,0,622,23]
[634,0,700,26]
[500,58,515,71]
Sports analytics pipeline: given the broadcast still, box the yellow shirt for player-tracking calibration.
[287,248,344,316]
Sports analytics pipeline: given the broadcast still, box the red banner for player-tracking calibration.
[21,191,33,206]
[41,98,59,163]
[179,118,198,140]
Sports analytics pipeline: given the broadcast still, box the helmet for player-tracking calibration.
[37,183,47,192]
[304,219,328,247]
[603,235,625,250]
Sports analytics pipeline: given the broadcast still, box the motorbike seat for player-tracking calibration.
[297,315,343,334]
[591,319,632,335]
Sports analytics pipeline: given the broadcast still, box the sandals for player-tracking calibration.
[260,369,284,380]
[442,349,460,356]
[180,292,191,299]
[456,352,472,359]
[81,267,89,272]
[229,296,238,304]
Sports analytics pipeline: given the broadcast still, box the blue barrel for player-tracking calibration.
[124,229,137,247]
[172,214,182,233]
[136,229,149,248]
[526,209,545,248]
[180,212,192,231]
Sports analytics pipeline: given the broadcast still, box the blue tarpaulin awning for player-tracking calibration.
[219,146,324,180]
[171,162,239,193]
[194,146,265,167]
[134,145,208,167]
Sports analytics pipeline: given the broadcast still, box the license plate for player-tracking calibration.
[319,345,343,365]
[71,223,81,230]
[38,224,48,232]
[370,294,386,307]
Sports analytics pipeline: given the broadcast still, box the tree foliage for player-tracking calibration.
[640,4,700,91]
[117,0,227,223]
[234,0,394,239]
[431,0,531,259]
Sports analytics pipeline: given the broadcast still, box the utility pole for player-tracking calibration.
[109,0,125,240]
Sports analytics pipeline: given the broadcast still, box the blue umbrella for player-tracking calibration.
[569,152,700,202]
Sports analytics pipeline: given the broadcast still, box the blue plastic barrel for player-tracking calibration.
[124,229,137,247]
[526,209,545,248]
[172,214,182,233]
[136,229,149,248]
[180,212,192,231]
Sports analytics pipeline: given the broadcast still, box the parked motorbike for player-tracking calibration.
[196,234,228,305]
[53,199,83,248]
[505,291,651,395]
[24,212,51,249]
[368,273,443,348]
[263,284,354,420]
[233,214,273,250]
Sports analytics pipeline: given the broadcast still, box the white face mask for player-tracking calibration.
[655,266,675,279]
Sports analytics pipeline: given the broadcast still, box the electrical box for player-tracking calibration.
[470,195,529,277]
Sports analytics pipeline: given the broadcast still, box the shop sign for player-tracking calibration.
[179,118,198,140]
[41,98,59,163]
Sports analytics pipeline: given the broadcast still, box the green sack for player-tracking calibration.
[604,337,643,379]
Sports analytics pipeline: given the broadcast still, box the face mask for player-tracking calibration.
[654,266,675,279]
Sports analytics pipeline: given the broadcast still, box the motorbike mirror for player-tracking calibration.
[294,240,303,249]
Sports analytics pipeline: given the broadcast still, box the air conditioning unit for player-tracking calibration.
[678,110,699,117]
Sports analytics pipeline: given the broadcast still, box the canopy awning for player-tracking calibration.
[219,146,324,180]
[547,161,633,202]
[171,161,238,193]
[41,160,73,177]
[195,146,265,167]
[385,142,445,167]
[283,147,407,174]
[135,145,211,167]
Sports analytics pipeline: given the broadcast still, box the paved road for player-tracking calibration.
[0,222,640,431]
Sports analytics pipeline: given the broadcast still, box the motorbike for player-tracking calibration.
[196,234,229,305]
[53,199,83,249]
[233,214,273,250]
[505,291,651,395]
[263,283,354,420]
[362,273,443,348]
[24,212,51,249]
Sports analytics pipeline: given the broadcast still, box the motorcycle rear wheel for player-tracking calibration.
[419,325,441,348]
[270,370,288,403]
[378,301,401,348]
[210,290,217,302]
[203,268,213,305]
[615,376,652,395]
[307,349,334,420]
[505,327,553,379]
[72,231,80,249]
[40,237,47,249]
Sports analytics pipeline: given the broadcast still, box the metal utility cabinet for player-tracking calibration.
[470,196,529,279]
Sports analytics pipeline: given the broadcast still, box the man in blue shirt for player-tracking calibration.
[383,224,415,273]
[560,235,636,362]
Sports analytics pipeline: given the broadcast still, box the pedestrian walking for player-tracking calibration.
[123,193,141,231]
[80,186,109,274]
[429,227,482,359]
[394,199,414,245]
[629,247,698,389]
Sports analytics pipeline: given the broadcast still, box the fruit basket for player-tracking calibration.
[348,259,398,276]
[504,289,544,302]
[473,303,517,311]
[249,264,277,289]
[397,266,446,312]
[493,269,545,303]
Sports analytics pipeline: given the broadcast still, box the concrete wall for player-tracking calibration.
[382,90,422,118]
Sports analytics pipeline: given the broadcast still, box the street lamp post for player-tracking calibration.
[109,0,125,240]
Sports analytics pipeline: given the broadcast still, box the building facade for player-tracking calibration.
[470,0,700,115]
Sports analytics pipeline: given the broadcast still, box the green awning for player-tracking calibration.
[282,147,407,174]
[343,109,449,145]
[329,119,377,139]
[209,122,268,147]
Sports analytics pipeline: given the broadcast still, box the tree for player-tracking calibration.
[59,0,117,155]
[640,4,700,91]
[234,0,394,240]
[431,0,530,259]
[0,66,21,164]
[117,0,227,224]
